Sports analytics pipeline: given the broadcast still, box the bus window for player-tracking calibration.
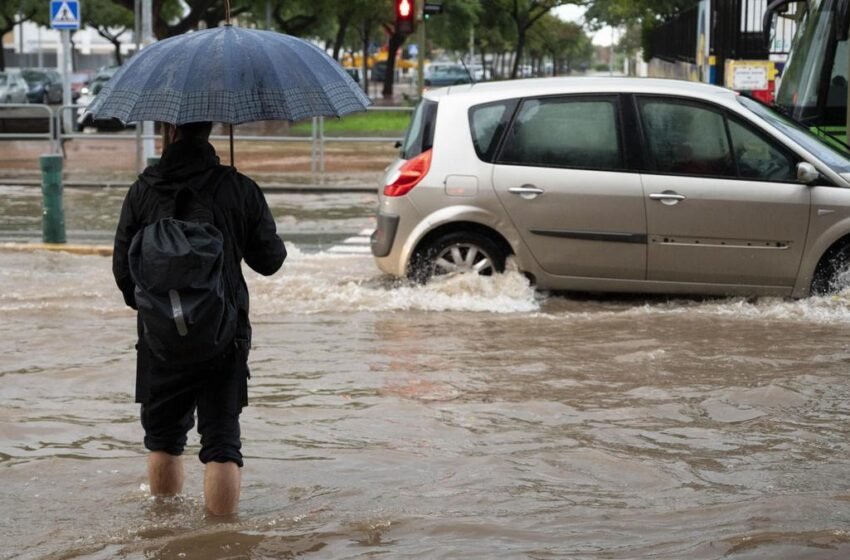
[827,39,849,112]
[775,0,835,123]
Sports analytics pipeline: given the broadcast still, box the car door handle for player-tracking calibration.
[649,192,686,205]
[509,185,545,199]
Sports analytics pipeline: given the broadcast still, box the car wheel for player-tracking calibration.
[811,244,850,295]
[410,231,506,283]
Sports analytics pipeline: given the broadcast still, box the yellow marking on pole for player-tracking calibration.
[0,243,113,256]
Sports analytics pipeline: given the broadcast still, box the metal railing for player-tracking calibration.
[646,0,800,84]
[0,103,56,147]
[0,103,412,176]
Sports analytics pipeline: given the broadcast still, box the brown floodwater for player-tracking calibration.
[2,188,850,559]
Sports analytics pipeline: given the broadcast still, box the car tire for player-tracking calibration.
[811,244,850,295]
[409,231,507,283]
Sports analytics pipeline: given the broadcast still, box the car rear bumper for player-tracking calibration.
[370,213,400,258]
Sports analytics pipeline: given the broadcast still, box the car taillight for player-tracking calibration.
[384,149,432,197]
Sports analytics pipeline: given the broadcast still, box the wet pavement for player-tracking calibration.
[2,186,850,559]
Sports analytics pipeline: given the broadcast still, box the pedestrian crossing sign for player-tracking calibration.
[50,0,80,30]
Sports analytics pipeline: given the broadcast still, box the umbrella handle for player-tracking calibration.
[229,123,235,168]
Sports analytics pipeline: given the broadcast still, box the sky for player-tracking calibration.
[554,4,621,46]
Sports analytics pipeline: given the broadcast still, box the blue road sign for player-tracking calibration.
[50,0,80,30]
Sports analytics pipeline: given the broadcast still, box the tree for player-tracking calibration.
[84,0,133,65]
[424,0,481,55]
[482,0,578,79]
[0,0,48,71]
[584,0,699,63]
[527,14,590,76]
[584,0,699,28]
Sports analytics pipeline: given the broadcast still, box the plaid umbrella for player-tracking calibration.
[87,26,371,165]
[88,25,370,125]
[86,25,371,165]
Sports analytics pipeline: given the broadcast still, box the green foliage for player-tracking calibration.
[527,14,593,71]
[584,0,700,28]
[289,111,410,136]
[0,0,48,69]
[424,0,482,53]
[83,0,133,29]
[0,0,48,32]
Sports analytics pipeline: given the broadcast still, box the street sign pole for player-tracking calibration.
[50,0,80,136]
[61,29,72,134]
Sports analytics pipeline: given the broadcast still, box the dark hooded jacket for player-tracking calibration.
[113,139,286,402]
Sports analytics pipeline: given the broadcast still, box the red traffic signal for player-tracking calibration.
[396,0,415,33]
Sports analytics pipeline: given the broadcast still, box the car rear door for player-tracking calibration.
[491,94,647,279]
[635,95,810,287]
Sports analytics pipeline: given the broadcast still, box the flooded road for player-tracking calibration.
[2,186,850,559]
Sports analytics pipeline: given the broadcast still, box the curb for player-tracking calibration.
[0,242,113,256]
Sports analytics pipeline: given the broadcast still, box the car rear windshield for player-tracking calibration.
[400,99,438,160]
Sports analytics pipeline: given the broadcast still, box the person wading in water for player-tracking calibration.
[113,121,286,515]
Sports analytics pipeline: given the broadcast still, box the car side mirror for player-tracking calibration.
[797,162,820,184]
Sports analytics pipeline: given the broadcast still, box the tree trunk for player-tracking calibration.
[333,8,355,61]
[511,28,526,79]
[382,31,406,99]
[361,20,371,96]
[113,39,124,65]
[69,37,77,72]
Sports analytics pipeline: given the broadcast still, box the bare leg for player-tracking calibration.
[204,461,241,516]
[148,451,184,496]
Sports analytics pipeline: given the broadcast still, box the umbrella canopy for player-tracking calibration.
[87,25,371,126]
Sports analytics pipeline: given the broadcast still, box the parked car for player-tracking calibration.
[0,70,29,103]
[22,68,63,104]
[371,77,850,298]
[76,66,128,130]
[87,65,119,96]
[69,71,93,102]
[424,65,472,88]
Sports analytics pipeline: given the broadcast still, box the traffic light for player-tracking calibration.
[423,2,444,20]
[396,0,414,34]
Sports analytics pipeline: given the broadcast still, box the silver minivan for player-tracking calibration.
[371,77,850,297]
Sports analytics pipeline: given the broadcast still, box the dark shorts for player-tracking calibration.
[140,346,249,467]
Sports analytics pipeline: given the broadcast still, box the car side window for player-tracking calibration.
[638,99,735,177]
[497,97,622,171]
[469,100,516,162]
[727,118,796,182]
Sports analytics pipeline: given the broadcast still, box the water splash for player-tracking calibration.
[2,246,850,322]
[248,246,541,314]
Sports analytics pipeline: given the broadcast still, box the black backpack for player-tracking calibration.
[128,170,237,365]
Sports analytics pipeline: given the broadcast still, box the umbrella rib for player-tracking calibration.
[130,37,187,124]
[174,32,213,125]
[244,29,289,122]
